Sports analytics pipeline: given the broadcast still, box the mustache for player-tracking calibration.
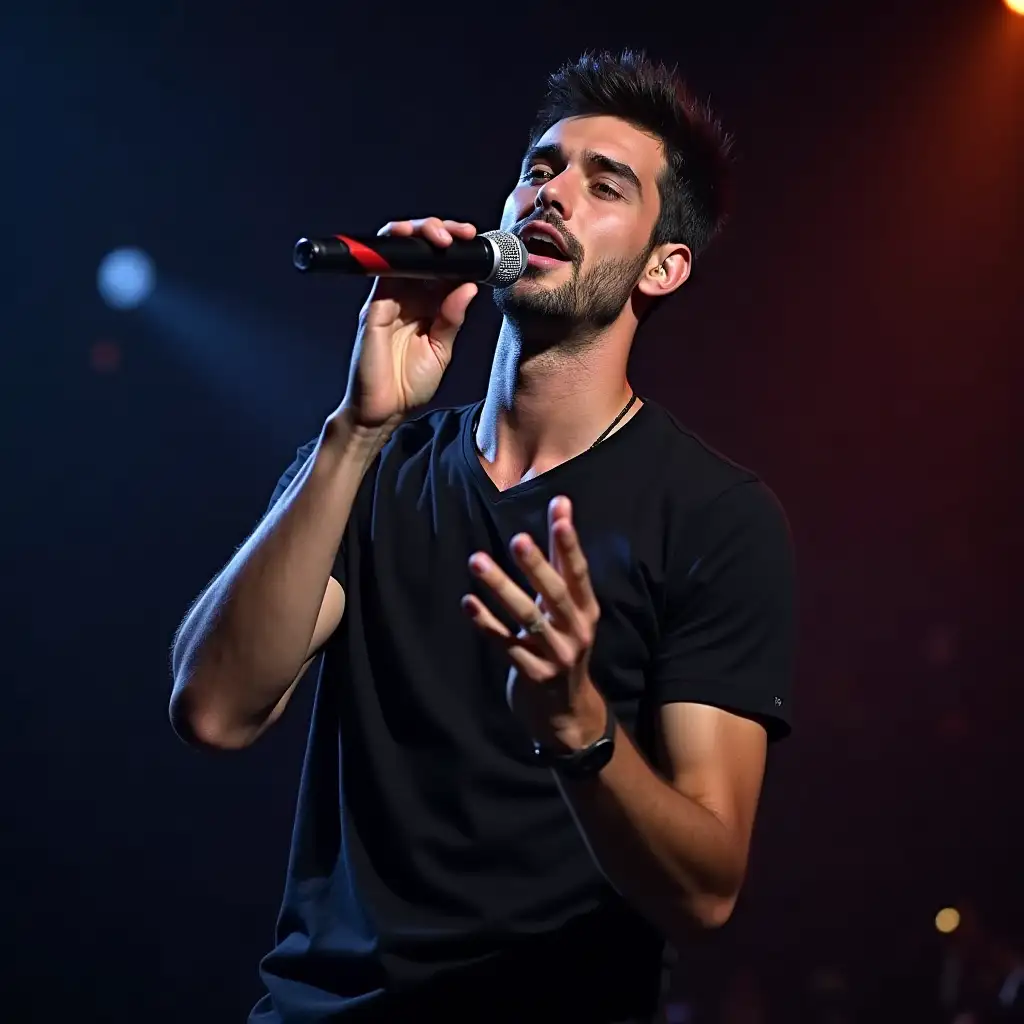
[514,212,583,263]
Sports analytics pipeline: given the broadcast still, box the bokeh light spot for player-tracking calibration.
[97,248,155,309]
[936,907,961,934]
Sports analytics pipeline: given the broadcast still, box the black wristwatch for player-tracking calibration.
[533,703,617,780]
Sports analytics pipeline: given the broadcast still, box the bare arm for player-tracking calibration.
[169,410,388,750]
[170,216,480,751]
[460,496,772,937]
[558,694,768,937]
[229,573,346,745]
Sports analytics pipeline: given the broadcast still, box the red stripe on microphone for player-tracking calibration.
[336,235,391,273]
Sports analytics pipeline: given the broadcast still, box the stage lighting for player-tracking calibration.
[935,907,961,934]
[1006,0,1024,14]
[97,247,155,309]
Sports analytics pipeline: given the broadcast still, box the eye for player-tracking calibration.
[593,182,623,200]
[523,166,553,184]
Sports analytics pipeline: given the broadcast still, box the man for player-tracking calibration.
[170,50,796,1023]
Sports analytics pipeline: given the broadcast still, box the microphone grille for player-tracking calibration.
[481,230,528,288]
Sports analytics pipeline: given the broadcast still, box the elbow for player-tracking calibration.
[684,849,747,930]
[169,677,257,752]
[672,876,742,934]
[688,892,738,930]
[663,893,736,942]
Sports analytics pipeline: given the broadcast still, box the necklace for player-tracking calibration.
[472,392,638,454]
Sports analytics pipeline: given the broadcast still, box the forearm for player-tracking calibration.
[558,697,744,935]
[170,409,388,744]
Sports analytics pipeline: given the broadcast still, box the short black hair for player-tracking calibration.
[529,50,734,259]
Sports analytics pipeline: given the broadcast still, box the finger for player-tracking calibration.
[509,534,578,630]
[442,220,477,239]
[547,496,590,609]
[548,495,573,533]
[376,220,415,237]
[417,217,454,246]
[468,552,541,627]
[506,642,561,683]
[547,495,572,570]
[460,593,513,640]
[468,551,574,669]
[431,282,479,351]
[377,218,454,246]
[408,217,452,246]
[552,517,599,618]
[460,595,556,679]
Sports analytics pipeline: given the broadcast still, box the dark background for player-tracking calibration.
[3,0,1022,1020]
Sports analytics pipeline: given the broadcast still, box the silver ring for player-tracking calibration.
[525,616,547,636]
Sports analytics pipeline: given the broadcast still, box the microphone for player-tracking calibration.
[293,230,528,288]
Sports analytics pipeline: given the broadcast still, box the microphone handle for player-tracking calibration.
[293,234,497,280]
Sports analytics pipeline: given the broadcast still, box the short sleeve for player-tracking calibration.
[653,480,796,740]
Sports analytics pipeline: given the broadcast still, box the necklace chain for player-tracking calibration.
[472,392,638,455]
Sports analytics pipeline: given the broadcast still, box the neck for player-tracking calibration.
[475,318,638,485]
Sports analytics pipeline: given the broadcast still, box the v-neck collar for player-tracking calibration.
[459,397,651,504]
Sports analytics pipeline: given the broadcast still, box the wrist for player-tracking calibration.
[323,406,401,461]
[533,687,617,780]
[537,679,608,754]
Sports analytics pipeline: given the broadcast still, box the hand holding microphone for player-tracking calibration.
[293,225,527,286]
[332,218,525,434]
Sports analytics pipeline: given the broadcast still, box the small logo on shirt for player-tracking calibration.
[774,696,783,707]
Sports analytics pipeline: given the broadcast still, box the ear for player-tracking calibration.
[636,243,692,299]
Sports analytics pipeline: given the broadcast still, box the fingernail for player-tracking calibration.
[439,229,452,243]
[469,554,487,574]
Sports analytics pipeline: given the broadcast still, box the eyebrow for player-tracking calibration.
[522,143,643,197]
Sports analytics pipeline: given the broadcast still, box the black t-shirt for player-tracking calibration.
[249,399,795,1023]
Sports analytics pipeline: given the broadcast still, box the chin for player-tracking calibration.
[502,276,564,308]
[504,274,547,296]
[521,263,571,285]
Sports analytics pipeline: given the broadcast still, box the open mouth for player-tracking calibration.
[524,236,568,260]
[522,234,570,262]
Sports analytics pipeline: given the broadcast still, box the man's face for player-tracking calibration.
[494,115,665,341]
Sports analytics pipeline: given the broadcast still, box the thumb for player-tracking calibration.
[429,282,478,352]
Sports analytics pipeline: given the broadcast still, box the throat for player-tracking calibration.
[471,390,640,493]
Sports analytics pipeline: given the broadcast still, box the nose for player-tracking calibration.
[535,171,572,221]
